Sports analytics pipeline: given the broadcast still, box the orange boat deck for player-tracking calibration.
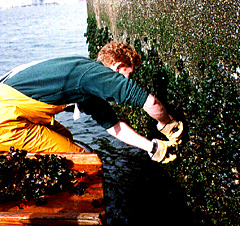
[0,153,105,225]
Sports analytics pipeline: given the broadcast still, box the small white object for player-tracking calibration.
[73,103,81,120]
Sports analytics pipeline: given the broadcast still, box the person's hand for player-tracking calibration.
[157,118,183,144]
[148,139,177,164]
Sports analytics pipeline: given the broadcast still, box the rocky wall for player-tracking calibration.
[85,2,240,225]
[86,0,240,80]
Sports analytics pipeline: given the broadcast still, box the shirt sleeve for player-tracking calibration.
[78,61,148,108]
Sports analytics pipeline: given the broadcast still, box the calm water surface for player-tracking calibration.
[0,3,195,225]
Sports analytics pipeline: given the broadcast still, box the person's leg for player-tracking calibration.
[46,120,73,140]
[0,119,84,153]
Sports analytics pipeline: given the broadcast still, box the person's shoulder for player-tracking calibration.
[47,56,94,63]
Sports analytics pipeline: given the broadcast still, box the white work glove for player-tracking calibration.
[148,139,177,164]
[157,117,183,144]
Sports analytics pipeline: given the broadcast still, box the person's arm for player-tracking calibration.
[106,121,153,152]
[107,120,176,163]
[143,94,183,143]
[143,94,171,128]
[105,94,176,152]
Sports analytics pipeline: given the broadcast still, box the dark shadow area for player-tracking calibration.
[124,159,212,226]
[94,138,214,226]
[149,67,190,147]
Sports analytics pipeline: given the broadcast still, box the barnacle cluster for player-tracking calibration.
[0,147,85,205]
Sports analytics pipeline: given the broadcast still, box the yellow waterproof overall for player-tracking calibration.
[0,84,83,153]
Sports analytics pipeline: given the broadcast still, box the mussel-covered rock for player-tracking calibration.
[0,147,86,205]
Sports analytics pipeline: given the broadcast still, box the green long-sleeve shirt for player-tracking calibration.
[4,56,148,129]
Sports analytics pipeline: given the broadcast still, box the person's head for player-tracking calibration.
[97,41,142,78]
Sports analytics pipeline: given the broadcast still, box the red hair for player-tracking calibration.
[97,41,142,68]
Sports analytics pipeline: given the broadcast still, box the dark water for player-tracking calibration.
[0,3,200,225]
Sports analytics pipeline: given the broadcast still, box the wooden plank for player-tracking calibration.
[0,153,105,225]
[47,153,103,165]
[0,152,103,165]
[0,212,104,225]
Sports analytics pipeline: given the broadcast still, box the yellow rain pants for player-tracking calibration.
[0,84,84,153]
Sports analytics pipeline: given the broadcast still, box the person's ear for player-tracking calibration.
[110,62,123,72]
[116,62,123,72]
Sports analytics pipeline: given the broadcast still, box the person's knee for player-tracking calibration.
[46,120,73,140]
